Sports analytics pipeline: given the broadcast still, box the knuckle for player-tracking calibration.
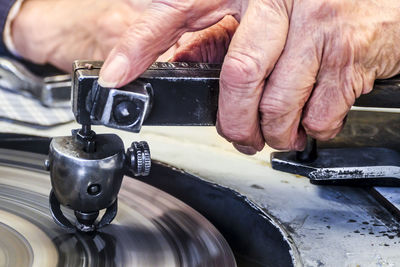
[302,117,328,135]
[259,92,298,122]
[221,51,264,90]
[307,1,342,23]
[302,116,340,140]
[259,99,287,118]
[98,11,130,37]
[103,10,126,26]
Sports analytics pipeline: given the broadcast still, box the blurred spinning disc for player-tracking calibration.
[0,165,236,267]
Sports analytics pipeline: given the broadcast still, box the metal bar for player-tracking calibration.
[73,60,400,126]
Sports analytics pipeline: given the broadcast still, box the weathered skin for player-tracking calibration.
[11,0,400,155]
[11,0,236,71]
[12,0,150,71]
[97,0,400,154]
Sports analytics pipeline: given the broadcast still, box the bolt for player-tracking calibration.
[44,159,50,171]
[114,101,140,125]
[76,125,96,153]
[87,184,101,196]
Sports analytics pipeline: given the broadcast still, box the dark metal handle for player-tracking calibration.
[355,75,400,108]
[73,60,400,130]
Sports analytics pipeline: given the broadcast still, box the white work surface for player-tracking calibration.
[2,121,400,267]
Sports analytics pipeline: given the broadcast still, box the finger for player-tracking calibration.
[259,28,321,151]
[302,67,375,140]
[232,143,257,155]
[157,32,201,61]
[171,15,238,64]
[217,0,291,151]
[99,0,238,88]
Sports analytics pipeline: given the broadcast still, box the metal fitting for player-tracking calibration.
[126,141,151,176]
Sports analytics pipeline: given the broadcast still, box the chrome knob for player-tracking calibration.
[127,141,151,176]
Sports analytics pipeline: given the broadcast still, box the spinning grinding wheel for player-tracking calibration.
[0,164,236,267]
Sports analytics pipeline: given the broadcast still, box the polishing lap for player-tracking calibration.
[0,166,235,267]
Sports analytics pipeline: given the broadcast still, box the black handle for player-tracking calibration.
[74,61,400,127]
[355,75,400,108]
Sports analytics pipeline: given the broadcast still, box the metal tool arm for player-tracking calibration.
[73,60,400,134]
[73,61,220,133]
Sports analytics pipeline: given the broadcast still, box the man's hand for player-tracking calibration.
[99,0,400,154]
[11,0,151,71]
[11,0,237,73]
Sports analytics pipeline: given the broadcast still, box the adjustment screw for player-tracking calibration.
[126,141,151,176]
[114,101,140,125]
[44,159,50,171]
[87,184,102,196]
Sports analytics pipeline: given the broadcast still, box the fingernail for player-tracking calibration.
[233,143,258,155]
[98,53,129,88]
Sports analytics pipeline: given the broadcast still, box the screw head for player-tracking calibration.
[114,101,141,125]
[87,184,101,196]
[44,159,50,171]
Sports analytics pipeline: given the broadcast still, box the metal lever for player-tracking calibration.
[72,60,220,132]
[271,136,400,186]
[0,57,71,107]
[72,60,400,133]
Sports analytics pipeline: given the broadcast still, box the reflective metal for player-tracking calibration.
[271,110,400,186]
[126,141,151,176]
[48,133,126,230]
[49,134,125,213]
[72,61,152,133]
[0,165,236,267]
[0,57,71,107]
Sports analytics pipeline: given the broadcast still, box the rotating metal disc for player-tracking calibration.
[0,165,236,266]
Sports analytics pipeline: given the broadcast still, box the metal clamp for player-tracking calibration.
[90,80,153,132]
[0,57,71,107]
[72,61,153,133]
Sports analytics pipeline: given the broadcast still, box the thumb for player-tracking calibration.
[99,1,238,88]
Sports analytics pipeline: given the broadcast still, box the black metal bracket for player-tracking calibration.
[49,190,118,232]
[271,137,400,187]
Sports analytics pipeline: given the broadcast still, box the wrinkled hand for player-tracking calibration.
[11,0,236,73]
[11,0,151,71]
[99,0,400,154]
